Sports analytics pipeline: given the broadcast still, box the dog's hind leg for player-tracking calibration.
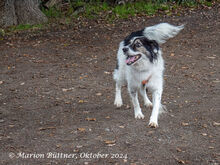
[129,87,144,119]
[149,89,162,128]
[140,87,152,108]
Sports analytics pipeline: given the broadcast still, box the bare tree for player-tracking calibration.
[0,0,48,27]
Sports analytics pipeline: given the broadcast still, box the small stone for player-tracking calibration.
[0,119,5,123]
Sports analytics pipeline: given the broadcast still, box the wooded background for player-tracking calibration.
[0,0,214,27]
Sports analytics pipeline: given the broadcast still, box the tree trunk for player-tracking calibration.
[0,0,17,27]
[0,0,48,28]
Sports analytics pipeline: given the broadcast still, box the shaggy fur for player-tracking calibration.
[113,23,184,127]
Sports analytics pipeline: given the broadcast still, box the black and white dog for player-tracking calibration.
[113,23,184,127]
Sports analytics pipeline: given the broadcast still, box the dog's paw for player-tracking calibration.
[135,111,145,119]
[148,121,158,128]
[145,102,153,108]
[114,99,123,108]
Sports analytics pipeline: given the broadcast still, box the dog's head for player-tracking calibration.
[123,36,159,66]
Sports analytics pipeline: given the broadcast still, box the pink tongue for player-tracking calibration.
[126,56,136,64]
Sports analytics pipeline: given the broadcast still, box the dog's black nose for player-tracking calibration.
[122,48,128,53]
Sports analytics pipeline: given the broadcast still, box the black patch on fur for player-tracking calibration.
[138,37,159,63]
[124,29,144,46]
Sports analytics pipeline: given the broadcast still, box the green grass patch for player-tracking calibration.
[7,24,44,32]
[67,0,211,20]
[0,29,5,36]
[42,7,63,18]
[40,0,215,21]
[202,1,213,7]
[3,0,215,33]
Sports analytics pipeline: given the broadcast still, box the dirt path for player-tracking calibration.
[0,6,220,165]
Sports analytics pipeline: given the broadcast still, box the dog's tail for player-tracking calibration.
[159,104,167,115]
[143,23,184,44]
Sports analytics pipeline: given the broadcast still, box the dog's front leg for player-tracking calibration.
[128,87,144,119]
[114,82,123,107]
[149,90,162,127]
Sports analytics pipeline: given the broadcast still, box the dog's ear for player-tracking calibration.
[140,37,159,62]
[150,40,159,52]
[140,37,159,52]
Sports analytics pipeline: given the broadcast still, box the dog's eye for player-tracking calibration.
[135,42,142,48]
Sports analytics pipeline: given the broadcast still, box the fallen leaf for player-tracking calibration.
[201,133,207,136]
[206,56,215,59]
[9,125,15,128]
[62,88,68,92]
[177,159,185,164]
[38,127,56,131]
[104,140,116,146]
[77,128,86,132]
[23,54,30,57]
[213,121,220,126]
[208,146,214,149]
[119,125,125,128]
[104,140,116,144]
[56,144,61,148]
[170,53,175,56]
[181,122,189,126]
[79,100,85,103]
[63,43,69,47]
[173,154,187,164]
[104,71,111,75]
[176,147,182,152]
[62,87,74,92]
[86,118,96,121]
[96,93,102,96]
[73,148,79,152]
[0,81,3,85]
[80,75,88,79]
[76,145,83,148]
[123,159,128,163]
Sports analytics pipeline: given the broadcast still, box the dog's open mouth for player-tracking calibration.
[126,54,142,65]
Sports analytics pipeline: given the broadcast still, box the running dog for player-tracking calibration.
[113,23,184,128]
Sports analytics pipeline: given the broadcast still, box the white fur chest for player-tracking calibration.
[126,67,152,87]
[125,56,164,90]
